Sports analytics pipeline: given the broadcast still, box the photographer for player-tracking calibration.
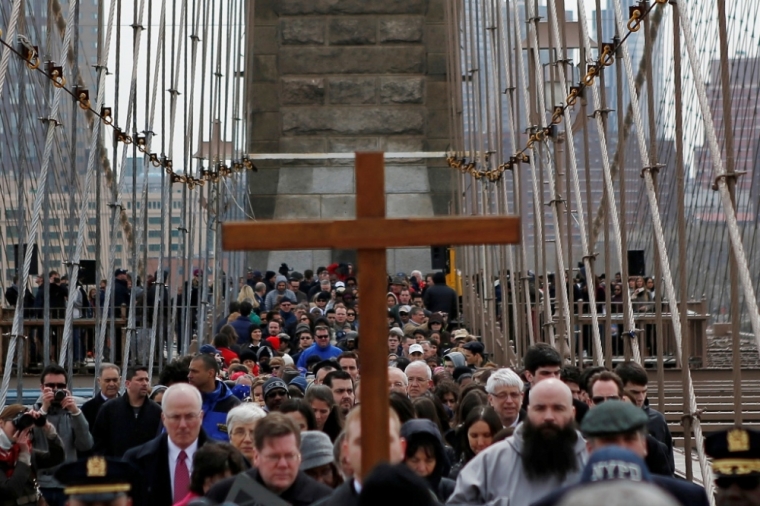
[1,405,65,506]
[33,365,94,506]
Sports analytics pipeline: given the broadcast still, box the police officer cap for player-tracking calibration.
[580,400,649,437]
[54,456,136,502]
[705,426,760,477]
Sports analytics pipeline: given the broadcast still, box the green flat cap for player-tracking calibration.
[581,400,649,436]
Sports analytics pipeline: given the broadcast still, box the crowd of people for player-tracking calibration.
[0,263,756,506]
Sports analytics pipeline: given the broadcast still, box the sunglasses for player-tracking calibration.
[592,395,621,404]
[347,312,356,316]
[266,390,287,399]
[44,383,67,390]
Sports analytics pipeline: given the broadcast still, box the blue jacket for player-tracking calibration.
[296,343,343,369]
[200,381,241,442]
[229,314,254,345]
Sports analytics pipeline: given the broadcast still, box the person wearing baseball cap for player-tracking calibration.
[530,401,708,506]
[462,341,493,368]
[408,344,425,362]
[262,377,290,412]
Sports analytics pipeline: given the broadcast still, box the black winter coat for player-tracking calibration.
[206,468,332,506]
[92,394,162,457]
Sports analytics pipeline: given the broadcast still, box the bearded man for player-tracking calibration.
[447,378,588,506]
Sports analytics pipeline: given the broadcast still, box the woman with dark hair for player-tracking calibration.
[434,380,460,428]
[173,443,247,506]
[280,399,317,432]
[401,419,456,502]
[389,392,415,424]
[455,389,488,427]
[304,385,343,442]
[412,397,446,437]
[449,406,502,479]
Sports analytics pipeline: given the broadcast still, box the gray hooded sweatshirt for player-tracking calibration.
[264,275,296,311]
[447,422,588,506]
[444,351,467,369]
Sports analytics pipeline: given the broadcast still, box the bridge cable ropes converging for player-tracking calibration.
[444,0,760,495]
[0,0,251,404]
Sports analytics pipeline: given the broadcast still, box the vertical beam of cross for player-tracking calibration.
[355,152,390,477]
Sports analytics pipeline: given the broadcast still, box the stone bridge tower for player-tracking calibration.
[245,0,453,274]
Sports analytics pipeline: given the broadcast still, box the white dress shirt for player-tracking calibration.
[167,437,198,501]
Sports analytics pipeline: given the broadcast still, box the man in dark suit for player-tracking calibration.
[93,365,162,457]
[124,383,211,506]
[81,363,121,436]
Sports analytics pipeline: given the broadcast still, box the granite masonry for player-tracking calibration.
[246,0,453,274]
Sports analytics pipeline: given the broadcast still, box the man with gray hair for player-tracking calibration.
[405,361,432,400]
[124,383,211,506]
[486,368,526,428]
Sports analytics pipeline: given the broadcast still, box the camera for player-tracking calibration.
[12,412,35,432]
[53,389,67,404]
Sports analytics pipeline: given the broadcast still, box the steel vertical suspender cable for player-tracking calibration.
[543,0,603,365]
[575,0,642,364]
[497,0,533,349]
[492,0,521,357]
[610,0,713,493]
[511,0,547,344]
[58,0,119,365]
[676,4,760,353]
[99,0,147,383]
[141,0,168,381]
[91,0,119,383]
[0,0,79,408]
[167,0,189,358]
[526,0,571,346]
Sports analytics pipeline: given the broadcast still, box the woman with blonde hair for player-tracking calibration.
[238,285,258,310]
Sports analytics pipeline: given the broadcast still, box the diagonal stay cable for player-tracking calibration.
[0,0,79,408]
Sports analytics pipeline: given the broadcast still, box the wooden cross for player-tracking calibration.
[223,152,520,478]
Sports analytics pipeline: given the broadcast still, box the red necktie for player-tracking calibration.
[174,450,190,501]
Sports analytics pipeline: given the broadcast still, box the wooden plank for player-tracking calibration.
[222,216,521,251]
[358,248,390,478]
[355,153,391,478]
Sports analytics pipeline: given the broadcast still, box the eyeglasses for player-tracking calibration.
[44,383,67,390]
[592,395,621,404]
[260,452,300,465]
[271,366,281,371]
[347,312,356,316]
[315,334,330,339]
[491,391,523,401]
[266,390,287,399]
[165,412,201,423]
[300,336,312,340]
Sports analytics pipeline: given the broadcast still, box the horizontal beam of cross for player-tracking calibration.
[222,216,521,251]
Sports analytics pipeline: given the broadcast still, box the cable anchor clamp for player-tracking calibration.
[73,86,90,110]
[640,163,665,179]
[712,171,746,191]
